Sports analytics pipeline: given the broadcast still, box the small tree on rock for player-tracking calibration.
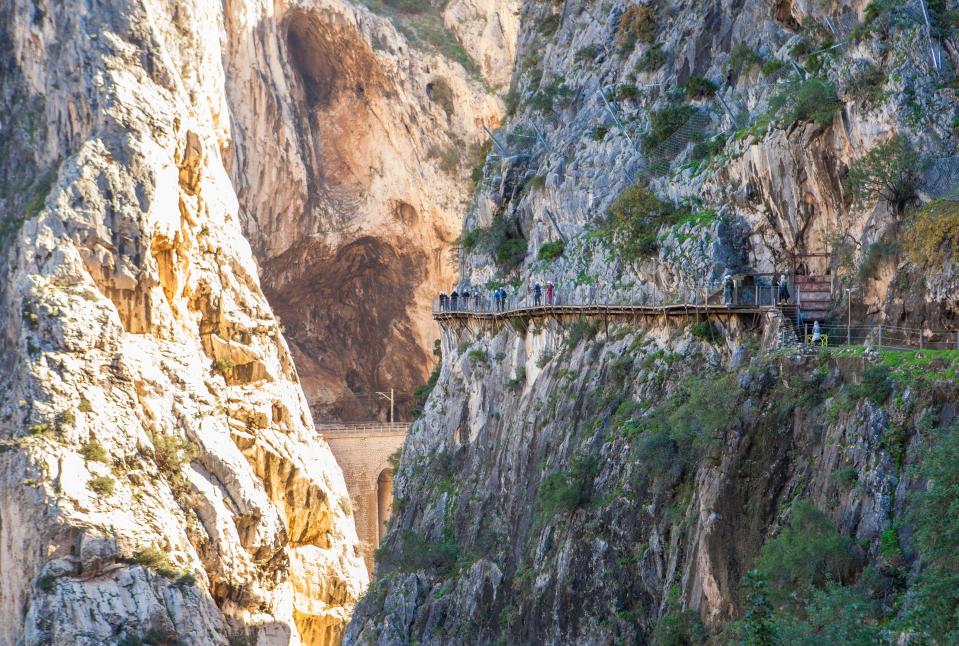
[844,134,922,215]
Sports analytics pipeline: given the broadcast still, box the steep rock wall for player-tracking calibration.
[0,1,366,644]
[223,0,516,420]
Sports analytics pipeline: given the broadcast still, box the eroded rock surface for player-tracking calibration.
[224,0,516,420]
[0,1,369,643]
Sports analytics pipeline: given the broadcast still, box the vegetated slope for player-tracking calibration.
[0,1,368,644]
[351,319,959,644]
[348,0,959,643]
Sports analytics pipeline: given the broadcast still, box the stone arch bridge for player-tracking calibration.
[319,423,409,572]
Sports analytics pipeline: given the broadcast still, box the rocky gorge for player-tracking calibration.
[2,0,959,645]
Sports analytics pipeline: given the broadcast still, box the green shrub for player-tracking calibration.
[845,63,886,107]
[427,77,455,116]
[727,43,764,76]
[614,83,640,101]
[767,76,840,127]
[910,425,959,643]
[408,362,440,418]
[127,547,180,578]
[574,44,599,63]
[847,365,891,403]
[761,58,787,76]
[457,228,484,252]
[213,358,236,371]
[538,240,565,261]
[590,125,609,141]
[654,585,707,645]
[80,439,108,463]
[88,475,115,496]
[496,238,528,269]
[689,133,726,164]
[538,452,599,515]
[150,432,196,477]
[683,75,717,99]
[829,466,858,490]
[689,321,722,343]
[734,570,776,646]
[537,13,561,37]
[566,317,598,348]
[467,349,488,367]
[602,185,676,260]
[844,134,921,215]
[617,4,657,48]
[754,501,858,607]
[384,0,432,12]
[641,103,696,152]
[880,526,902,562]
[456,217,527,269]
[635,45,666,73]
[905,199,959,265]
[469,139,491,186]
[384,529,462,577]
[37,573,57,593]
[856,241,899,283]
[529,80,573,114]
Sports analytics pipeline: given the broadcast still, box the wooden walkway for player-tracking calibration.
[433,303,793,323]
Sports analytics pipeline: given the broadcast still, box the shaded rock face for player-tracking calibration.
[0,0,371,643]
[223,0,516,420]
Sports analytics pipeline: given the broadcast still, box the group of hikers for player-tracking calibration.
[437,281,558,312]
[720,271,793,306]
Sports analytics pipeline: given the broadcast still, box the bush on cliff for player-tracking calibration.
[538,452,599,515]
[617,4,657,49]
[844,134,921,215]
[767,76,840,127]
[909,424,959,643]
[603,185,676,260]
[905,198,959,265]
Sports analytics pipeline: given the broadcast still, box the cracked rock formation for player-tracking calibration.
[223,0,515,420]
[0,1,375,643]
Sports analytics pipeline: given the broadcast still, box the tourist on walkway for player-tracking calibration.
[546,281,554,305]
[473,290,481,311]
[439,291,448,311]
[451,289,459,310]
[496,288,505,312]
[778,274,790,304]
[462,287,471,311]
[534,282,543,306]
[812,320,822,345]
[722,272,733,306]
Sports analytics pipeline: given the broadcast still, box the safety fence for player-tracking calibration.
[435,274,799,315]
[798,323,959,351]
[316,422,411,435]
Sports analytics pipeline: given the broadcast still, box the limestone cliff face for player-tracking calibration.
[223,0,516,420]
[349,0,959,643]
[0,1,367,643]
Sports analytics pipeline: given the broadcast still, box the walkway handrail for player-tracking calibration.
[317,422,411,435]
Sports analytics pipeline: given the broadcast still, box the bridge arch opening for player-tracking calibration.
[376,468,393,541]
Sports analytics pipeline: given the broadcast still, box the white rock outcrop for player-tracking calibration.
[0,1,369,644]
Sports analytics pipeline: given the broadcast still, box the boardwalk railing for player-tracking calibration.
[435,278,791,317]
[317,422,411,435]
